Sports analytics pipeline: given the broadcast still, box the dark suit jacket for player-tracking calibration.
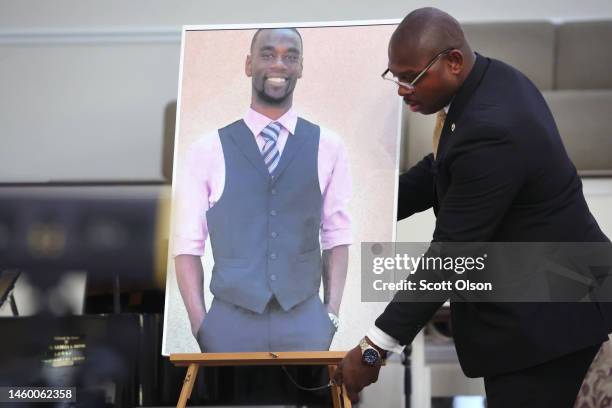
[376,54,612,377]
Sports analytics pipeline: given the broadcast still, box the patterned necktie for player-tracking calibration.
[432,110,447,159]
[261,122,281,174]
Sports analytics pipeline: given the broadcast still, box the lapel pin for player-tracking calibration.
[451,123,456,132]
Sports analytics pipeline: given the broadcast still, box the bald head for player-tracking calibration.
[386,8,475,115]
[391,7,469,63]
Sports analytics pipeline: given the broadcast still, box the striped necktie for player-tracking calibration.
[261,122,281,174]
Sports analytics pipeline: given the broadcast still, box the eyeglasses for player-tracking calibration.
[381,48,454,91]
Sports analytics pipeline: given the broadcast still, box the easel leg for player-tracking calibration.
[328,365,342,408]
[328,365,352,408]
[341,384,352,408]
[177,363,199,408]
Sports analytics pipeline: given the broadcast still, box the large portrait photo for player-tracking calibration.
[162,22,401,355]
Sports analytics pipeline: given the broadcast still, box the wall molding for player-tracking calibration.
[0,27,181,45]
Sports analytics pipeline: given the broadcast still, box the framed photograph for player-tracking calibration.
[163,21,401,355]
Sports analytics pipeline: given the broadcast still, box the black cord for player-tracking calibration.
[280,366,333,391]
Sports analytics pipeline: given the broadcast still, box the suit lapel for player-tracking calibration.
[433,55,490,213]
[436,54,490,162]
[227,120,270,179]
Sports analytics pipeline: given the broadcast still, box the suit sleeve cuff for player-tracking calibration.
[366,325,406,355]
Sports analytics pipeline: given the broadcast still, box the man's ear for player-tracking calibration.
[447,50,464,75]
[245,54,252,77]
[297,57,303,79]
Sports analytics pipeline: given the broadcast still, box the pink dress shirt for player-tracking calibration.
[173,107,353,256]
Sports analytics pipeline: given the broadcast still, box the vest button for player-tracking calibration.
[271,188,277,195]
[271,232,278,238]
[270,253,277,260]
[270,210,277,216]
[270,274,277,281]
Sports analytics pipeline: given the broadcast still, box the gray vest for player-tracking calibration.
[206,118,323,313]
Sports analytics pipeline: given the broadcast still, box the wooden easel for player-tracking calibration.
[170,351,352,407]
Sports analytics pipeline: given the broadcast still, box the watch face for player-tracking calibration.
[362,348,380,366]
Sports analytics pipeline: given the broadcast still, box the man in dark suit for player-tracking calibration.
[334,8,612,407]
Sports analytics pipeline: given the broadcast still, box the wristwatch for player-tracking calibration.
[359,337,387,366]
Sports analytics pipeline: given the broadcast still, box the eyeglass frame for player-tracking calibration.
[381,47,454,91]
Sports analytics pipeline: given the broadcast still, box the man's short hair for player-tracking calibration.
[250,28,303,53]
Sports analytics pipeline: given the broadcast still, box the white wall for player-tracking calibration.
[2,0,612,182]
[1,41,179,182]
[397,180,612,242]
[2,0,612,28]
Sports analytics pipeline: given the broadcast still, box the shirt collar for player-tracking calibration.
[244,107,298,137]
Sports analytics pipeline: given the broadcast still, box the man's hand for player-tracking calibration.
[190,311,206,337]
[333,344,382,403]
[326,303,339,317]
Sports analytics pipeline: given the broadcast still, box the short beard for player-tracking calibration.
[255,88,291,106]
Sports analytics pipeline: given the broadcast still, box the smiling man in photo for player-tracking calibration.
[173,27,352,352]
